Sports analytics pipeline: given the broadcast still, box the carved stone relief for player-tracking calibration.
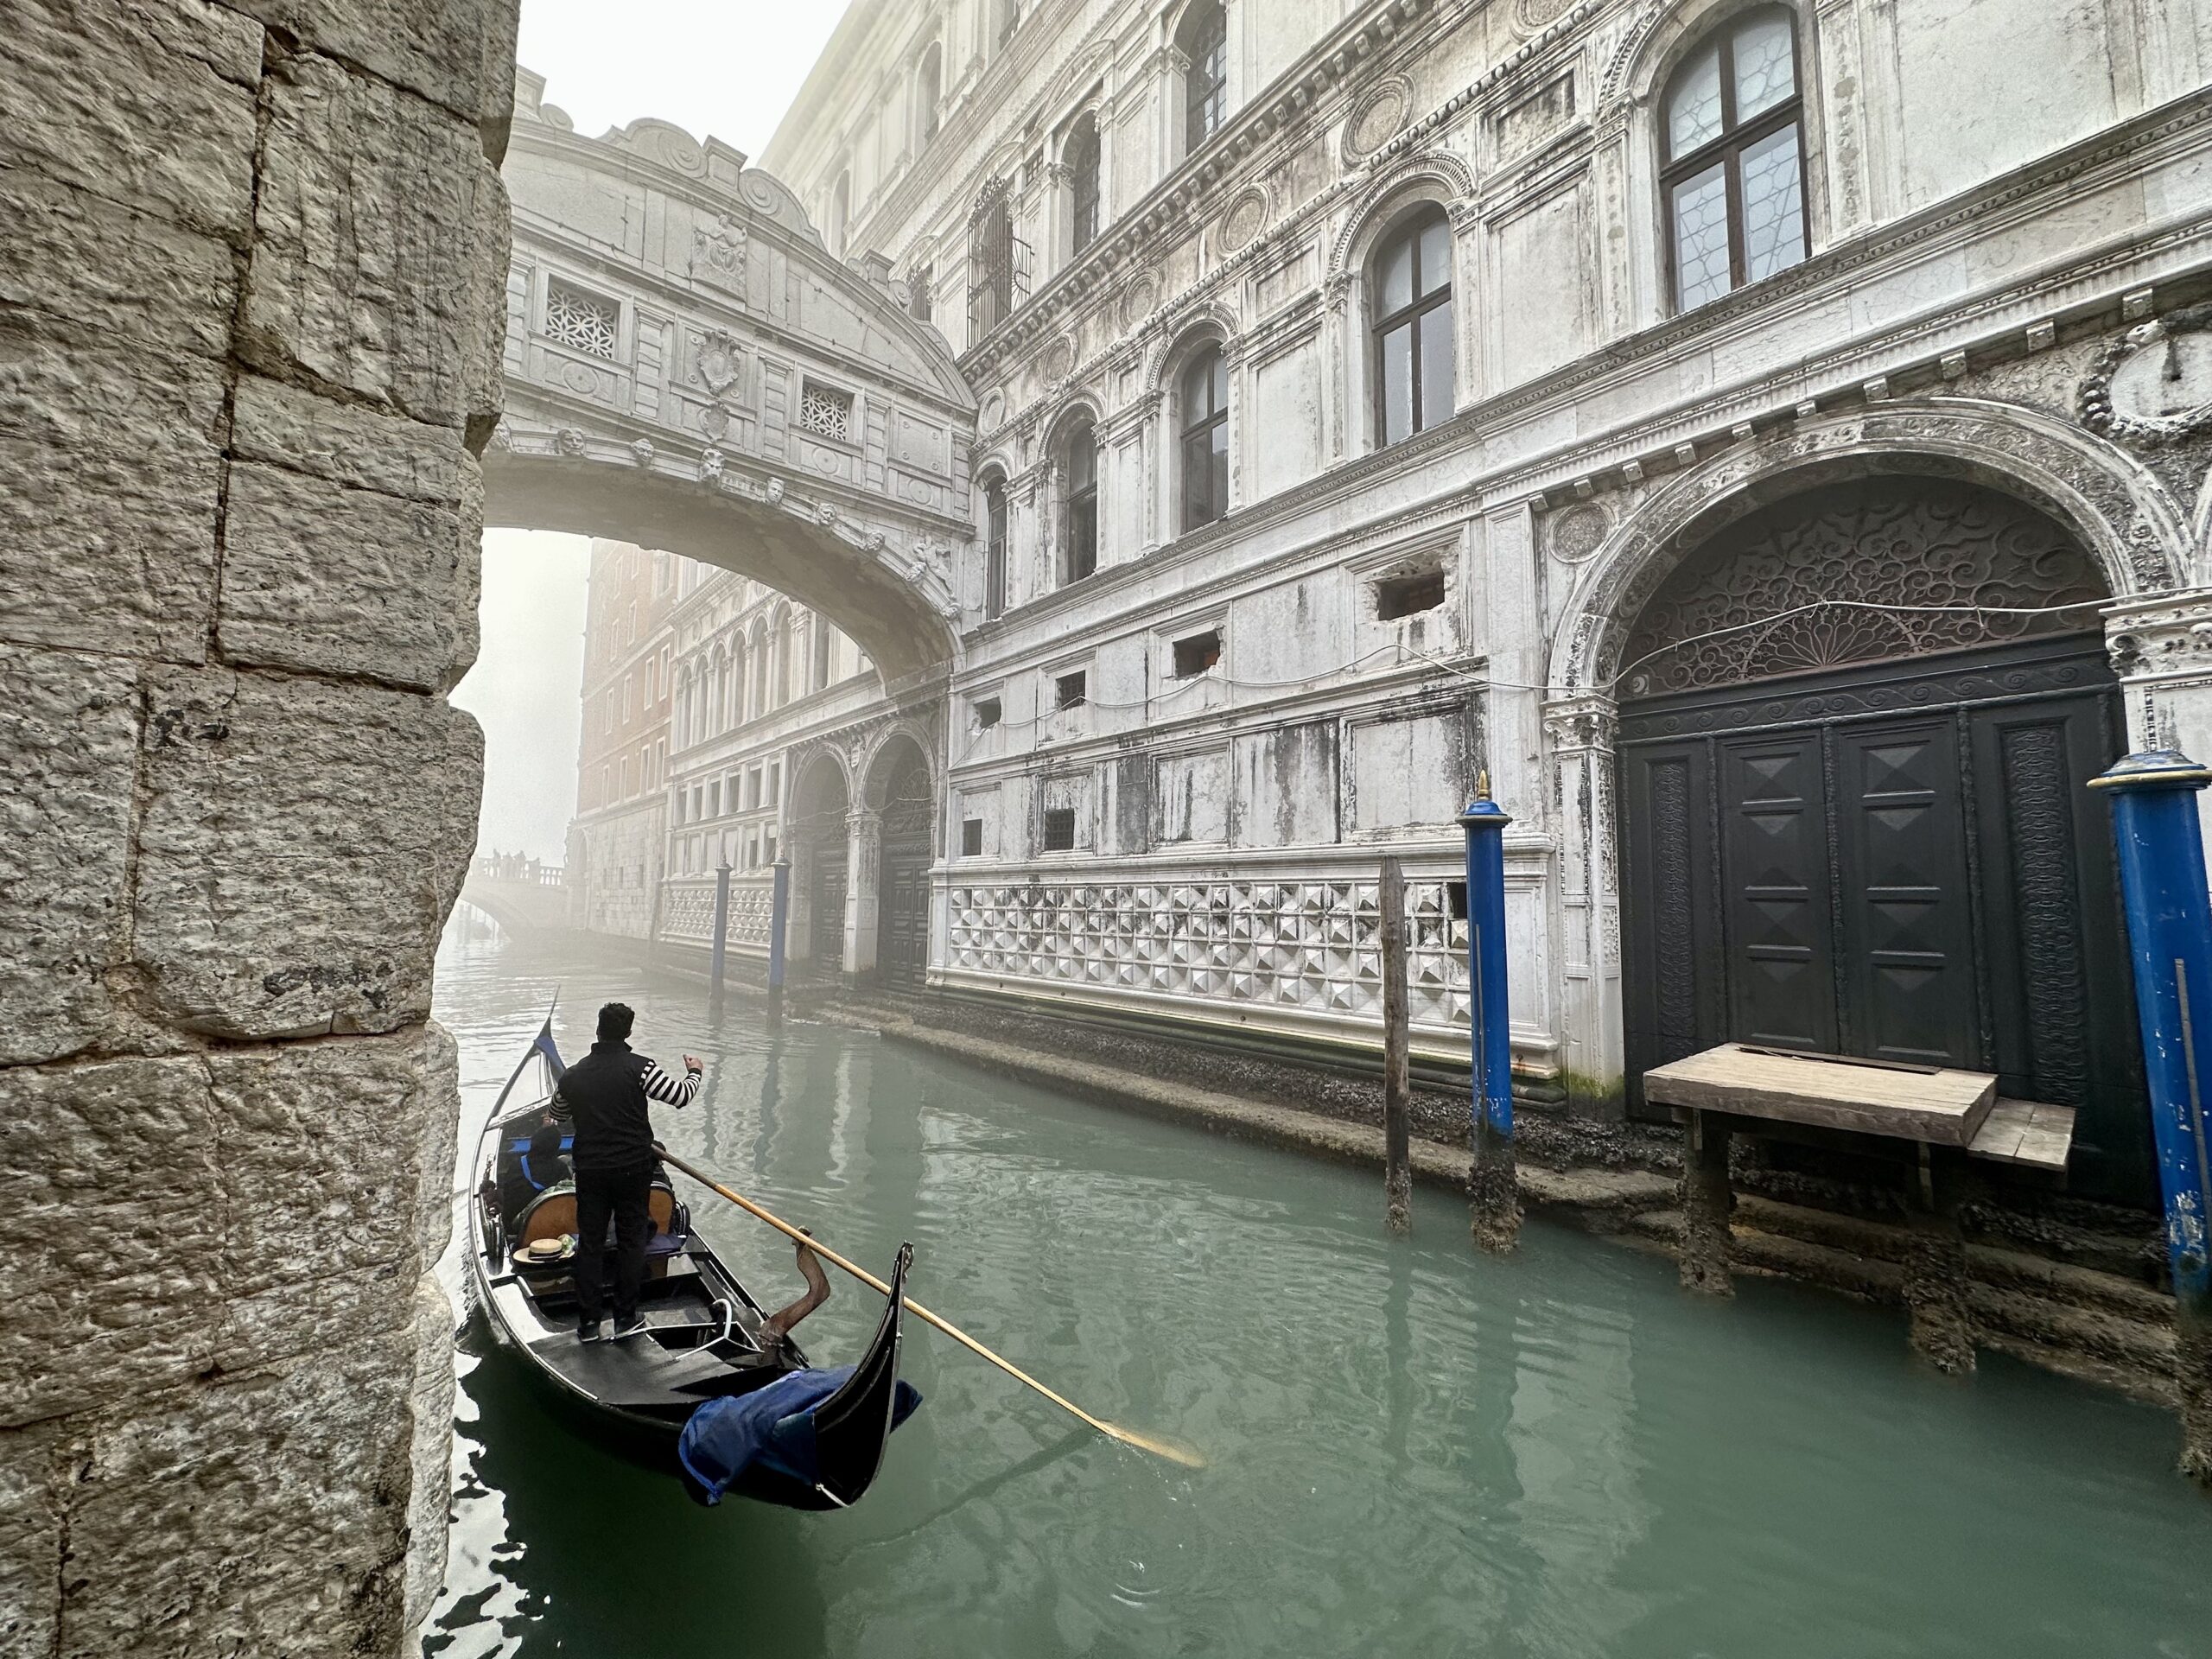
[1217,186,1272,257]
[2081,304,2212,448]
[1548,500,1611,564]
[1342,75,1413,166]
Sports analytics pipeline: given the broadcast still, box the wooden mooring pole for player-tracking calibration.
[1461,782,1521,1255]
[709,860,732,1005]
[1380,855,1412,1232]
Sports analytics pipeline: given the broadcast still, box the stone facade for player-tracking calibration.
[0,0,515,1651]
[568,538,676,939]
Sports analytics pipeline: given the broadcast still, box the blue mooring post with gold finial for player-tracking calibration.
[2088,752,2212,1478]
[2090,747,2212,1480]
[1460,779,1521,1254]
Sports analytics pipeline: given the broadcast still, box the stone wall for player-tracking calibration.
[0,0,517,1652]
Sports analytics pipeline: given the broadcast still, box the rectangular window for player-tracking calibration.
[544,277,619,359]
[1172,629,1223,678]
[1042,807,1077,852]
[974,696,1002,729]
[764,832,778,864]
[709,781,721,817]
[796,380,855,442]
[1447,880,1469,921]
[908,263,933,323]
[1376,570,1446,620]
[1055,671,1088,709]
[962,818,984,857]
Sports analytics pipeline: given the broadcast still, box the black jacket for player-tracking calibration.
[553,1040,701,1172]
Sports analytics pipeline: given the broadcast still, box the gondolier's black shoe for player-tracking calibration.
[610,1314,648,1342]
[576,1317,603,1344]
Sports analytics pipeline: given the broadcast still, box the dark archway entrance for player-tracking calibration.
[1616,476,2148,1200]
[868,735,935,988]
[790,755,850,978]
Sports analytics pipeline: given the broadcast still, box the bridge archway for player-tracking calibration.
[490,76,978,688]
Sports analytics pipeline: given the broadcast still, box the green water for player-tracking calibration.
[423,929,2212,1657]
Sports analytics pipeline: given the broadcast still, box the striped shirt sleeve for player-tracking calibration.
[642,1058,702,1109]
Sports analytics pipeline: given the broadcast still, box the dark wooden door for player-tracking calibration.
[1622,637,2146,1200]
[878,816,930,988]
[808,846,847,975]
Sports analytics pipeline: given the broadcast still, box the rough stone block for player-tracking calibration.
[0,332,226,664]
[414,1021,462,1268]
[0,648,140,1067]
[228,373,471,504]
[0,1421,67,1657]
[58,1343,416,1659]
[0,171,238,359]
[400,1273,457,1639]
[0,0,261,238]
[242,51,501,431]
[217,456,480,691]
[0,1057,224,1427]
[223,0,519,132]
[133,669,484,1040]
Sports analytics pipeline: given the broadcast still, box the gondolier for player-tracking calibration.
[551,1002,703,1342]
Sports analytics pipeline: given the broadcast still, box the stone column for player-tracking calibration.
[0,1,518,1655]
[2107,589,2212,850]
[845,807,884,977]
[1542,694,1624,1116]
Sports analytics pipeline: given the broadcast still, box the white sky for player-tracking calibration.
[456,2,852,864]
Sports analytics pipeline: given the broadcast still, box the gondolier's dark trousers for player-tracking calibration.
[574,1161,653,1325]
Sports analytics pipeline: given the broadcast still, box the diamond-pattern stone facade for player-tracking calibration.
[947,877,1472,1028]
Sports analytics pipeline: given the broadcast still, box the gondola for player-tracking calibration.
[465,1014,918,1510]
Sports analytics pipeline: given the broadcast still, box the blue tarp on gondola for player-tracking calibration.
[677,1366,921,1508]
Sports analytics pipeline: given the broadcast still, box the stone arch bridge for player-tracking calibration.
[489,72,977,690]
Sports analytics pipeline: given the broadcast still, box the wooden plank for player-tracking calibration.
[1967,1097,2077,1173]
[1643,1042,1996,1146]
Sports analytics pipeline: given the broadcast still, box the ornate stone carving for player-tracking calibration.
[1039,334,1077,384]
[2105,590,2212,682]
[689,212,748,291]
[1342,75,1413,165]
[1217,186,1271,257]
[1618,479,2107,698]
[629,439,654,467]
[978,388,1007,434]
[554,426,587,456]
[1119,273,1160,331]
[2080,305,2212,448]
[1543,695,1618,752]
[1548,501,1611,564]
[697,446,724,482]
[694,328,743,399]
[1516,0,1580,28]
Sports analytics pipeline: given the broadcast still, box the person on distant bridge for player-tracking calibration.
[550,1001,703,1343]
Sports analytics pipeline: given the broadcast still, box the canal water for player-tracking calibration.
[422,925,2212,1657]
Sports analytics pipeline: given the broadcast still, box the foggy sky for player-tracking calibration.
[457,2,852,865]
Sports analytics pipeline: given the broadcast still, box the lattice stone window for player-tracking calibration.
[544,278,618,359]
[797,379,855,442]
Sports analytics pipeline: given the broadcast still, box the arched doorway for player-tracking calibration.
[1615,474,2148,1199]
[789,754,850,977]
[866,734,936,988]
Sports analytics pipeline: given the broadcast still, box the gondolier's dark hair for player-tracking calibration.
[597,1001,635,1041]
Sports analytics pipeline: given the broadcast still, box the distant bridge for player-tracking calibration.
[457,856,573,943]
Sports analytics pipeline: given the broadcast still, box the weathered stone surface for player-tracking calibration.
[0,334,225,663]
[0,649,140,1067]
[133,669,484,1040]
[58,1344,416,1659]
[0,1057,223,1427]
[217,456,480,690]
[229,372,471,504]
[225,0,519,131]
[0,1421,67,1657]
[242,52,500,430]
[400,1273,457,1636]
[0,171,238,359]
[0,0,261,238]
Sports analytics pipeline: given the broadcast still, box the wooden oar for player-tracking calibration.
[655,1144,1205,1469]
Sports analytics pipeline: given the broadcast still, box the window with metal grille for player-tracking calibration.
[1376,569,1446,620]
[797,381,854,442]
[1180,2,1227,154]
[907,262,933,323]
[545,279,618,359]
[1063,419,1097,582]
[1372,207,1454,446]
[961,818,984,857]
[1179,346,1229,532]
[967,185,1029,337]
[1055,671,1087,709]
[1662,5,1808,312]
[1066,115,1102,255]
[983,475,1009,618]
[1041,807,1077,852]
[1172,629,1222,677]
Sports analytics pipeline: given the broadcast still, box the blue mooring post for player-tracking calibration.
[2092,747,2212,1480]
[709,861,732,1003]
[1460,782,1520,1254]
[767,855,791,1023]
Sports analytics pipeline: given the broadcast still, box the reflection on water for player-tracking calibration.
[425,926,2212,1658]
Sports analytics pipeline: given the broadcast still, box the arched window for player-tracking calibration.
[1371,206,1454,446]
[1179,345,1229,532]
[1661,6,1808,311]
[994,0,1019,48]
[780,610,804,704]
[1066,114,1102,257]
[811,616,834,690]
[1179,2,1228,156]
[828,170,851,260]
[916,44,942,147]
[1062,417,1098,583]
[982,473,1009,618]
[748,620,771,718]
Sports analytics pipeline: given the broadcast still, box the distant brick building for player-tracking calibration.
[569,537,677,938]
